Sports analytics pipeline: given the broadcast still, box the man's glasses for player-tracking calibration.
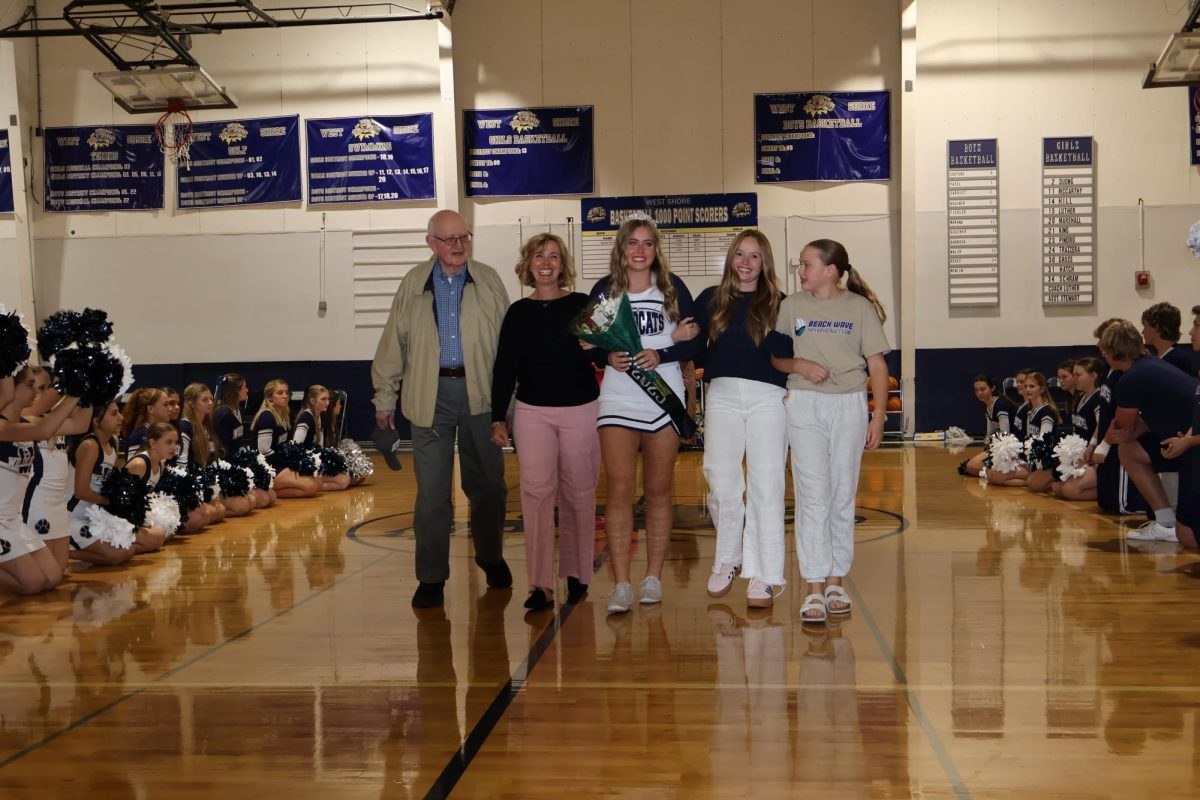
[430,233,473,245]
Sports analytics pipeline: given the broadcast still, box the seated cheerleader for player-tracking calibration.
[1008,368,1033,441]
[162,386,182,425]
[68,402,164,565]
[1022,372,1064,493]
[293,385,351,492]
[121,387,172,462]
[253,380,320,498]
[324,390,370,487]
[1050,357,1106,501]
[1055,358,1078,423]
[213,374,250,455]
[182,383,253,518]
[962,374,1015,477]
[22,371,94,572]
[0,369,80,593]
[126,422,209,533]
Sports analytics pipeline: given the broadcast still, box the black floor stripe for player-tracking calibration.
[422,599,581,800]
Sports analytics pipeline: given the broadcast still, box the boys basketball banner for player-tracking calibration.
[755,91,890,182]
[0,130,12,213]
[177,115,301,208]
[463,106,593,197]
[44,125,163,212]
[306,114,436,204]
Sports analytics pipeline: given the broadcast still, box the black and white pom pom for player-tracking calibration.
[36,307,115,361]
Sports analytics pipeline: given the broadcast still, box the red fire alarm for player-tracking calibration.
[1135,270,1151,288]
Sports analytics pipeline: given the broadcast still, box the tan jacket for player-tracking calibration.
[371,256,510,428]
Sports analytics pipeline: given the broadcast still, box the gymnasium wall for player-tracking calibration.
[0,0,1197,434]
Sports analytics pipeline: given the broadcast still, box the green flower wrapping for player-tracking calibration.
[573,293,696,439]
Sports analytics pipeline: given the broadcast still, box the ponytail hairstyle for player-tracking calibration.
[218,373,246,414]
[707,230,781,347]
[1074,356,1107,387]
[973,374,998,395]
[121,387,163,438]
[258,379,291,430]
[146,421,176,442]
[804,239,887,324]
[607,217,681,322]
[182,383,218,467]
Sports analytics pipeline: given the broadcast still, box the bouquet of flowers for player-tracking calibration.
[573,293,696,439]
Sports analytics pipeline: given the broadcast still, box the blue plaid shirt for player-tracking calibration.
[431,260,468,368]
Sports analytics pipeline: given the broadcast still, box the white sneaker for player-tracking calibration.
[746,578,784,609]
[1127,520,1179,543]
[606,581,633,614]
[639,575,663,605]
[706,562,740,597]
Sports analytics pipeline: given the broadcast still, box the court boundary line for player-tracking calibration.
[422,600,579,800]
[0,551,393,771]
[847,574,974,800]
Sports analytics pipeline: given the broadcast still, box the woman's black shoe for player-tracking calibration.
[566,576,588,604]
[523,588,553,612]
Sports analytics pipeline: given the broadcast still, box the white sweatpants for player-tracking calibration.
[785,389,868,581]
[703,378,788,584]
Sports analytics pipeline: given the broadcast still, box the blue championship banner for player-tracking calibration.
[177,115,301,208]
[306,114,435,204]
[1190,87,1200,166]
[0,130,12,213]
[463,106,593,197]
[755,91,890,182]
[44,125,163,212]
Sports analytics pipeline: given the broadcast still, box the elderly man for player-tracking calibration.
[373,209,512,608]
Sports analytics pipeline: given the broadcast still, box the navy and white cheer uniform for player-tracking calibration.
[0,418,44,563]
[68,434,119,550]
[23,432,72,542]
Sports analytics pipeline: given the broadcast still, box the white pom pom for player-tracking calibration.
[1188,220,1200,260]
[145,492,182,537]
[1053,434,1089,481]
[84,505,136,549]
[102,342,135,398]
[989,433,1023,474]
[243,466,256,488]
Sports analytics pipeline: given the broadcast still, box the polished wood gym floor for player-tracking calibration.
[0,445,1196,798]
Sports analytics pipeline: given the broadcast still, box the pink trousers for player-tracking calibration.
[512,400,600,590]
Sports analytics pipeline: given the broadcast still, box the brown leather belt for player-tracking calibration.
[438,366,466,378]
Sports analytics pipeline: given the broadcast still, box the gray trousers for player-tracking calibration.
[411,377,507,583]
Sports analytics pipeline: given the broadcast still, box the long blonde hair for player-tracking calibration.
[707,230,781,347]
[805,238,887,324]
[182,383,218,466]
[606,218,680,322]
[256,379,291,429]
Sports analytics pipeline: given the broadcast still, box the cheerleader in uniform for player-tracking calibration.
[1023,372,1064,493]
[588,217,701,614]
[213,374,249,455]
[0,369,80,593]
[1051,357,1105,501]
[293,385,351,492]
[67,402,143,565]
[22,373,93,571]
[125,422,176,488]
[986,369,1034,487]
[182,383,252,517]
[253,380,320,499]
[121,388,172,462]
[961,375,1016,478]
[324,391,369,487]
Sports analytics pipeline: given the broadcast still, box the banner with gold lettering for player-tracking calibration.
[307,114,435,204]
[755,91,890,182]
[176,115,301,209]
[463,106,593,197]
[44,125,164,212]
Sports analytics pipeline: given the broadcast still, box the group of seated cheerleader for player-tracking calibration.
[1,364,373,596]
[960,301,1200,548]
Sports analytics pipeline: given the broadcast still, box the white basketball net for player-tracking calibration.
[156,109,193,170]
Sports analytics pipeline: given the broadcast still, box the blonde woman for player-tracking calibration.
[589,216,701,614]
[183,383,253,518]
[293,384,351,492]
[490,233,600,611]
[253,379,320,498]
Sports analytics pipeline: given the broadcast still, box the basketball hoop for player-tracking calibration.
[155,98,194,170]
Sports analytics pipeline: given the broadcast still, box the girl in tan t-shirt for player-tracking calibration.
[771,239,890,624]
